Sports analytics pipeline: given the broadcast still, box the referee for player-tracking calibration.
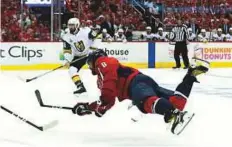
[170,19,190,69]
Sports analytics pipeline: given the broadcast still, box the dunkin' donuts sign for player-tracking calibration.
[194,44,232,61]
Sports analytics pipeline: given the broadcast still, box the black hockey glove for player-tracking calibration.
[72,103,92,116]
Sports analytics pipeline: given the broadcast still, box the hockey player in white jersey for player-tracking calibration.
[213,28,226,41]
[197,29,209,42]
[140,26,155,41]
[62,18,99,95]
[225,27,232,41]
[154,27,168,41]
[114,28,127,42]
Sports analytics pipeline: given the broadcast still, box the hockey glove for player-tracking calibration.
[94,106,107,117]
[72,103,92,116]
[89,100,107,117]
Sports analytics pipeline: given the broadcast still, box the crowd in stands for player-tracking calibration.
[163,0,232,30]
[1,0,232,42]
[1,0,50,41]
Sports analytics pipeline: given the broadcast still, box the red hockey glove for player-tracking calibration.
[72,103,92,116]
[89,100,107,117]
[95,105,107,117]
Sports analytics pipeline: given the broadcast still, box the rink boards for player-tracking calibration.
[0,42,232,70]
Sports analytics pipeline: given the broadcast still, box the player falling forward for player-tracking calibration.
[71,49,209,135]
[62,18,100,95]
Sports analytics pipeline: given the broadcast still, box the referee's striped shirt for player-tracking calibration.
[171,25,189,42]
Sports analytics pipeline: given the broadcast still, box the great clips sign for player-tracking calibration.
[0,42,63,65]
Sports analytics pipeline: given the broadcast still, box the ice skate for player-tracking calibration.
[189,57,210,76]
[167,109,195,135]
[73,82,87,97]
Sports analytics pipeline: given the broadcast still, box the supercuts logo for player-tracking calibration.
[0,46,43,61]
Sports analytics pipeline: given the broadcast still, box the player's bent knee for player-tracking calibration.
[143,96,175,115]
[69,66,79,77]
[143,96,159,113]
[169,96,187,111]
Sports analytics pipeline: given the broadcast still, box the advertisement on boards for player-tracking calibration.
[0,42,63,70]
[155,42,232,68]
[1,42,149,70]
[95,42,148,62]
[193,43,232,61]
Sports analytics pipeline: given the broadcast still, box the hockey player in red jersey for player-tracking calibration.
[72,49,209,135]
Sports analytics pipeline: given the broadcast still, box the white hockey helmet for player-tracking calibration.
[201,29,206,33]
[158,27,163,31]
[67,18,80,31]
[217,28,222,32]
[229,27,232,33]
[118,28,124,33]
[146,26,152,30]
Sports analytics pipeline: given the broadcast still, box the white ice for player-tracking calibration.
[0,68,232,147]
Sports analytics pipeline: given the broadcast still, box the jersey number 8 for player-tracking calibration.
[74,41,85,52]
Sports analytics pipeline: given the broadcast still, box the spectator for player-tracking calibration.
[219,19,231,34]
[34,32,40,41]
[114,28,127,42]
[198,29,209,42]
[144,0,159,15]
[187,28,196,41]
[187,18,200,34]
[137,21,147,31]
[86,20,93,28]
[143,8,152,26]
[225,27,232,41]
[213,28,226,41]
[124,26,133,41]
[101,15,115,37]
[18,13,32,29]
[109,0,118,13]
[80,20,86,28]
[140,26,155,41]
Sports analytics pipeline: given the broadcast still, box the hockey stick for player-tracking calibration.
[21,55,87,83]
[0,105,58,131]
[35,90,72,110]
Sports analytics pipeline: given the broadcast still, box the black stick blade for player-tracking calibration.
[35,90,44,106]
[26,79,32,82]
[26,77,36,82]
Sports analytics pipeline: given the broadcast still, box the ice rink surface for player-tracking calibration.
[0,68,232,147]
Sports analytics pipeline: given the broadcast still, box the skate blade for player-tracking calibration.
[175,113,195,135]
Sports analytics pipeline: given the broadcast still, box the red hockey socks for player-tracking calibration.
[169,96,187,111]
[143,96,174,115]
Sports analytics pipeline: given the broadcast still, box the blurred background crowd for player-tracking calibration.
[1,0,232,42]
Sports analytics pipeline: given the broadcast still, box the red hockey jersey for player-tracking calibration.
[89,56,139,113]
